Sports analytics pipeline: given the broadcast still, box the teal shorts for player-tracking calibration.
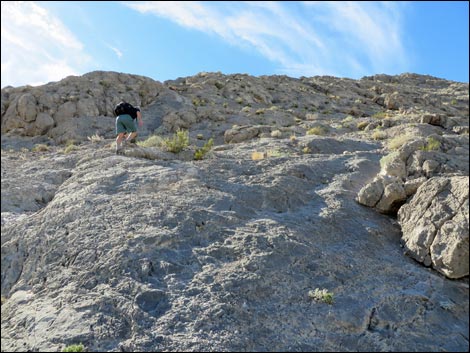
[116,114,136,134]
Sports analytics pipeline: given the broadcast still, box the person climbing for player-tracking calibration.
[114,101,143,154]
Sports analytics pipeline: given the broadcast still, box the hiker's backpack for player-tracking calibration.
[114,102,139,119]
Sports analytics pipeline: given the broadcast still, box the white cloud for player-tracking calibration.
[1,1,91,87]
[125,1,408,78]
[107,44,123,59]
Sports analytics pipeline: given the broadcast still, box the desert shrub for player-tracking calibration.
[372,111,387,119]
[194,138,214,160]
[164,129,189,153]
[251,151,266,160]
[137,135,164,148]
[341,116,356,129]
[388,135,414,150]
[307,126,328,136]
[63,142,77,154]
[32,144,49,152]
[357,121,369,130]
[420,136,441,151]
[192,97,207,106]
[62,343,84,352]
[372,130,387,140]
[87,133,104,143]
[308,288,334,304]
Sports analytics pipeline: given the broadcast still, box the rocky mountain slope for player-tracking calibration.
[1,71,469,352]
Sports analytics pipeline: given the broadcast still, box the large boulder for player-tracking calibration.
[398,176,469,279]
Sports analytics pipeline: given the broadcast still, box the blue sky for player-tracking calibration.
[1,1,469,88]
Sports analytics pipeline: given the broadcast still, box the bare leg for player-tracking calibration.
[116,133,126,152]
[125,132,137,142]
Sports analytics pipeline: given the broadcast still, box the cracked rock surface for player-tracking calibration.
[1,71,468,352]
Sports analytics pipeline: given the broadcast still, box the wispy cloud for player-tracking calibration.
[107,43,123,59]
[1,1,91,87]
[125,1,408,78]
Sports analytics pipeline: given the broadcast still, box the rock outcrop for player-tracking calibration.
[1,71,468,352]
[398,176,469,279]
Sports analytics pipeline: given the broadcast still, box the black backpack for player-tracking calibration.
[114,102,139,119]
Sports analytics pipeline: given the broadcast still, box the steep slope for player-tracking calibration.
[1,71,468,352]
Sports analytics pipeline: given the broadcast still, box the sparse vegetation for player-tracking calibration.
[420,136,441,151]
[252,151,266,160]
[62,343,84,352]
[87,133,104,143]
[137,135,164,148]
[194,138,214,160]
[99,80,111,89]
[372,111,387,119]
[372,130,387,140]
[192,97,207,106]
[163,129,189,153]
[267,149,287,158]
[63,140,77,154]
[388,135,414,150]
[307,126,328,136]
[357,121,369,130]
[32,144,50,152]
[308,288,334,304]
[341,116,355,128]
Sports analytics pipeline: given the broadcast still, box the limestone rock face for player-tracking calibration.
[1,71,165,141]
[398,177,469,279]
[1,71,469,352]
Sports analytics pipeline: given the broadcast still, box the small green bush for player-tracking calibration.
[307,126,328,136]
[192,97,207,106]
[63,143,77,154]
[194,138,214,160]
[420,136,441,151]
[62,343,84,352]
[164,129,189,153]
[309,288,334,305]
